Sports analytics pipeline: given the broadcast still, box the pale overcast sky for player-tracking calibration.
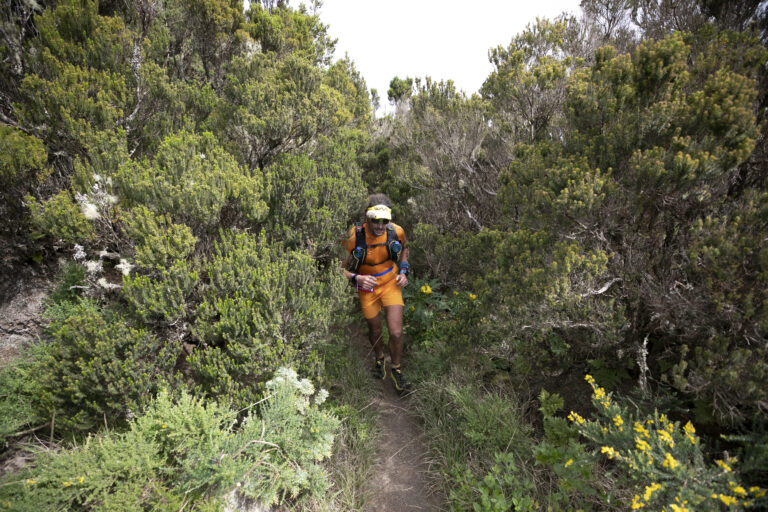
[318,0,583,108]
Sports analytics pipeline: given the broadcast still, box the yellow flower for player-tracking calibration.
[631,495,645,509]
[594,387,606,400]
[634,421,650,438]
[718,494,739,506]
[643,482,662,501]
[78,476,85,484]
[410,305,415,312]
[564,459,573,467]
[568,411,585,424]
[62,481,72,487]
[601,398,612,409]
[161,424,167,429]
[613,414,624,431]
[26,479,36,485]
[663,453,680,470]
[749,487,766,498]
[658,429,675,448]
[635,438,651,452]
[420,284,432,294]
[670,505,689,512]
[453,291,458,296]
[468,293,477,301]
[682,421,696,444]
[716,459,733,472]
[600,446,618,459]
[584,374,596,384]
[732,486,747,497]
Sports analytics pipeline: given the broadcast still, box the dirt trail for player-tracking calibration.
[352,333,444,512]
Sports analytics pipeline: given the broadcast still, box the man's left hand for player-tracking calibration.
[396,274,408,287]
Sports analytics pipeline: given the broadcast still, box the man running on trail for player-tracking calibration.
[342,194,411,392]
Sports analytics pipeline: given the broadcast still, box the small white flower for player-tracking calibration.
[107,194,118,205]
[84,260,102,274]
[105,177,113,186]
[73,244,86,261]
[199,153,206,160]
[315,388,329,405]
[115,259,135,276]
[407,197,417,207]
[93,173,102,182]
[80,201,100,220]
[297,378,315,396]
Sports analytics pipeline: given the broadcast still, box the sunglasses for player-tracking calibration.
[370,218,389,225]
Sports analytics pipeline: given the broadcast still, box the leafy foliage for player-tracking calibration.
[37,300,180,434]
[188,231,345,408]
[0,369,339,510]
[568,375,767,510]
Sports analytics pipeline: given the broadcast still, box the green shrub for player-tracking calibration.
[567,375,767,510]
[263,131,368,258]
[189,230,345,407]
[0,126,50,223]
[0,368,339,510]
[26,191,94,242]
[114,131,268,234]
[38,300,179,434]
[120,206,197,270]
[122,260,199,324]
[46,263,87,306]
[0,343,49,446]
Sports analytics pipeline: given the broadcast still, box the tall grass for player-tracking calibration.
[320,323,382,511]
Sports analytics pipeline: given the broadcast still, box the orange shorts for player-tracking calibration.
[358,275,404,319]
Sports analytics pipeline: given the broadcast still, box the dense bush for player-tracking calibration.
[188,231,346,408]
[37,299,180,434]
[0,368,339,510]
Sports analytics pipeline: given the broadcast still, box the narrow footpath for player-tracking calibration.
[352,333,444,512]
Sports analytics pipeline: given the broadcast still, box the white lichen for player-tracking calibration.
[97,277,121,290]
[84,260,103,274]
[73,244,86,261]
[115,259,135,276]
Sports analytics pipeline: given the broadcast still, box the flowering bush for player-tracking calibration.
[0,368,339,510]
[569,375,766,511]
[403,276,479,336]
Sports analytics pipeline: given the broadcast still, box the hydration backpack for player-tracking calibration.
[346,222,402,272]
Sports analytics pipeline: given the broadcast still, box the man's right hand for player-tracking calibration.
[356,275,378,289]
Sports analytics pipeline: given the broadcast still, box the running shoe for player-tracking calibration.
[373,357,386,380]
[390,366,411,393]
